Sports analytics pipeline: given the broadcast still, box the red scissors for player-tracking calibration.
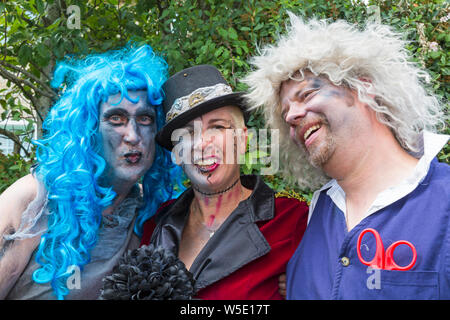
[357,228,417,271]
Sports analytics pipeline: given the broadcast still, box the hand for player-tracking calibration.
[278,273,286,299]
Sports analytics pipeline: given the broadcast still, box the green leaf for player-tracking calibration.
[73,38,88,53]
[35,0,45,14]
[46,17,62,30]
[12,111,21,121]
[36,43,50,58]
[214,46,225,57]
[18,45,31,65]
[254,23,264,31]
[22,108,33,116]
[98,17,109,26]
[8,164,20,171]
[228,27,238,40]
[218,27,228,39]
[428,51,440,59]
[160,9,170,19]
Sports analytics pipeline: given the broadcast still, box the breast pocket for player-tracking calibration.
[377,270,439,300]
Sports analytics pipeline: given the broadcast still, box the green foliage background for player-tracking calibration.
[0,0,448,198]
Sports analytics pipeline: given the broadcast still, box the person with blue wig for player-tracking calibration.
[0,44,180,300]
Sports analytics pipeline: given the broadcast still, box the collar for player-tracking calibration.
[155,174,275,227]
[151,175,274,291]
[308,131,449,223]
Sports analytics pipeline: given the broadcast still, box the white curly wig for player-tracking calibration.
[243,12,446,190]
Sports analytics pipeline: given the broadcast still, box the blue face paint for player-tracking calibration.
[98,90,156,190]
[31,44,177,300]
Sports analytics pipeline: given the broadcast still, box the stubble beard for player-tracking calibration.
[307,132,336,168]
[299,123,336,169]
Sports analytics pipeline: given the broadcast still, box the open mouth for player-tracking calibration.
[302,123,322,147]
[304,124,321,141]
[124,151,142,164]
[194,157,219,174]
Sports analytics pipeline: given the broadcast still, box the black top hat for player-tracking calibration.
[156,65,248,150]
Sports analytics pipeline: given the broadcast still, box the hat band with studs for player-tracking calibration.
[166,83,233,122]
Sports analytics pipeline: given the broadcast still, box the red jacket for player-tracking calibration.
[141,175,308,300]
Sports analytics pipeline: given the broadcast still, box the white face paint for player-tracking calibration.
[172,106,247,194]
[98,90,156,188]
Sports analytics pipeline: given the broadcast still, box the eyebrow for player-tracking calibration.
[207,118,232,124]
[297,78,323,93]
[280,77,325,117]
[208,119,235,129]
[310,78,324,89]
[102,108,127,117]
[134,106,156,116]
[102,106,155,117]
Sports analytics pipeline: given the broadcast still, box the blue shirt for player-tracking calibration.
[287,157,450,299]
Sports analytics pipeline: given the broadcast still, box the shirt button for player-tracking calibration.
[341,257,350,267]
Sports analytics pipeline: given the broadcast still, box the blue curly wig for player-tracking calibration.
[32,44,182,300]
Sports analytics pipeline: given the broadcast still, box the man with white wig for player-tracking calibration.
[243,13,449,299]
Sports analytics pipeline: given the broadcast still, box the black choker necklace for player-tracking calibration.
[193,178,240,196]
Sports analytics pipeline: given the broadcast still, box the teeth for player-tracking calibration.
[304,124,321,141]
[195,158,216,166]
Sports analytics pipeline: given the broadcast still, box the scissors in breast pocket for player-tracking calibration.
[356,228,417,271]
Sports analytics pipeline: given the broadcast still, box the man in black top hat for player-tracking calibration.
[140,65,309,299]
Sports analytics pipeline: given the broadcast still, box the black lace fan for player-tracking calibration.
[100,244,195,300]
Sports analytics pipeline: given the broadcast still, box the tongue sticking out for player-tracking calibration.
[196,162,219,173]
[195,157,219,174]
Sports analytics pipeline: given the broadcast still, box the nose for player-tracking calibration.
[285,102,307,126]
[192,127,220,161]
[123,119,141,145]
[193,130,214,151]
